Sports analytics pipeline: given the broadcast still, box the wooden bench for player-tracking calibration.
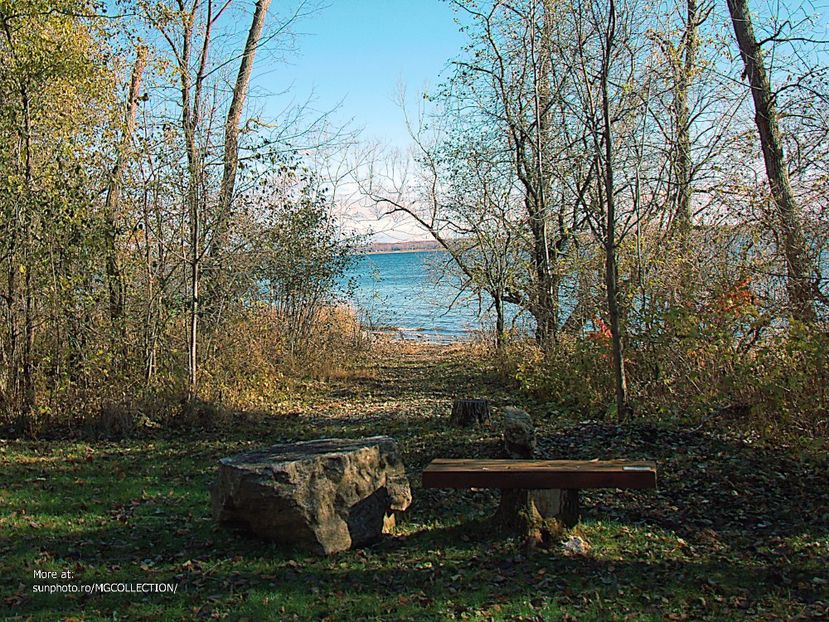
[422,458,657,529]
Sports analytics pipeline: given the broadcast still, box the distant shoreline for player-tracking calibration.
[365,326,473,343]
[360,248,447,256]
[358,240,446,254]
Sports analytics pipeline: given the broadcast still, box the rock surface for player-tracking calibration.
[502,406,536,459]
[211,436,411,555]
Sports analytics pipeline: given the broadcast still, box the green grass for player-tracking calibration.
[2,345,827,621]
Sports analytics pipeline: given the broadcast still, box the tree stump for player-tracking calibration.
[450,399,490,428]
[495,406,580,539]
[494,489,580,534]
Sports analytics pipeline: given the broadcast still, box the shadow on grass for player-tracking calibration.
[7,516,818,622]
[533,422,829,545]
[3,399,828,619]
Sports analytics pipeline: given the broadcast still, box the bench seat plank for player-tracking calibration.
[422,459,657,490]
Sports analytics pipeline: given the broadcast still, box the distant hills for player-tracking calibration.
[361,239,445,254]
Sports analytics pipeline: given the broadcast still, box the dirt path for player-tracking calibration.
[291,341,506,434]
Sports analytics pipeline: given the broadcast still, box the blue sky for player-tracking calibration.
[256,0,465,147]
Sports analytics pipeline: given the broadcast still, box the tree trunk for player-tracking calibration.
[673,0,698,238]
[104,45,148,363]
[606,245,629,420]
[188,211,199,398]
[529,206,558,347]
[726,0,815,322]
[179,10,202,400]
[217,0,272,219]
[4,250,18,412]
[494,292,505,349]
[22,260,34,417]
[202,0,272,340]
[521,1,559,349]
[601,0,630,420]
[20,83,35,418]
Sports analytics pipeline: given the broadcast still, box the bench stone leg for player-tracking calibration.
[494,489,580,536]
[559,489,579,527]
[533,489,580,528]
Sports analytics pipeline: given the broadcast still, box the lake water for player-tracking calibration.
[344,241,829,340]
[344,251,522,341]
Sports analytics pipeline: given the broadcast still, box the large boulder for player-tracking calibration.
[211,436,412,555]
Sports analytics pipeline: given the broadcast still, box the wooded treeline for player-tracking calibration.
[1,0,826,438]
[366,0,828,432]
[0,0,358,435]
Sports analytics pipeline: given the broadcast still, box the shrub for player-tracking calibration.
[198,304,368,412]
[501,314,828,444]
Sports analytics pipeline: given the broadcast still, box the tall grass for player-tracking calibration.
[3,305,370,439]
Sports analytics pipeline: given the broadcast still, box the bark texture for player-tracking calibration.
[450,398,490,428]
[104,46,147,356]
[726,0,815,322]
